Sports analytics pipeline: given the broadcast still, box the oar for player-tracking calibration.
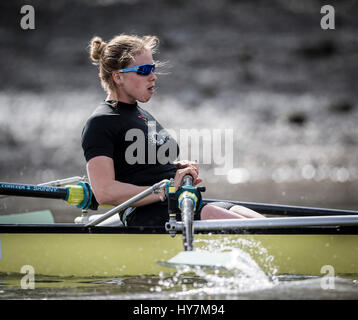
[179,175,196,251]
[159,193,358,270]
[157,251,234,269]
[0,181,97,210]
[158,175,236,269]
[158,214,358,269]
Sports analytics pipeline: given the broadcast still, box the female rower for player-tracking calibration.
[81,34,264,226]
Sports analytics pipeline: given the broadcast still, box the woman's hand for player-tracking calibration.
[174,160,199,173]
[173,160,202,189]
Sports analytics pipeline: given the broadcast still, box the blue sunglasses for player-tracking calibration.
[119,64,155,76]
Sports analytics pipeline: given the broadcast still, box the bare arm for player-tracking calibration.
[86,156,163,207]
[87,156,202,207]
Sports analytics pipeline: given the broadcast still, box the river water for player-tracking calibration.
[1,268,358,300]
[1,238,358,300]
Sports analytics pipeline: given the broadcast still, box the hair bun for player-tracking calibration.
[90,36,107,62]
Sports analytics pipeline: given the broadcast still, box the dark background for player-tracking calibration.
[1,0,357,220]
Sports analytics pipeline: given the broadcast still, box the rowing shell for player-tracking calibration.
[0,218,358,277]
[1,179,358,278]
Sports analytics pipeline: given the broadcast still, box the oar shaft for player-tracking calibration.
[181,198,195,251]
[0,181,95,210]
[180,175,195,251]
[0,182,67,200]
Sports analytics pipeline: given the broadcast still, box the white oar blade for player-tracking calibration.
[157,251,233,269]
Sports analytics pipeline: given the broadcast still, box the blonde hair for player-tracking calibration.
[89,34,159,93]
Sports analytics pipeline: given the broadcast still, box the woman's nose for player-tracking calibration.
[149,72,157,81]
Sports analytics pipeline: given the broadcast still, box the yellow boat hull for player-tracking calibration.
[1,232,357,277]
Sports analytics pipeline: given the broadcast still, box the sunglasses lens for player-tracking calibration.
[138,64,155,75]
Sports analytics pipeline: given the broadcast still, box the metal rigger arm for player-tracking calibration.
[85,179,171,227]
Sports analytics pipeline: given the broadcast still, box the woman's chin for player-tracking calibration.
[138,95,153,103]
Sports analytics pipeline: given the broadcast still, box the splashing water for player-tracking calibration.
[152,237,279,298]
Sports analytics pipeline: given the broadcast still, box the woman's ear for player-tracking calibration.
[112,71,123,85]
